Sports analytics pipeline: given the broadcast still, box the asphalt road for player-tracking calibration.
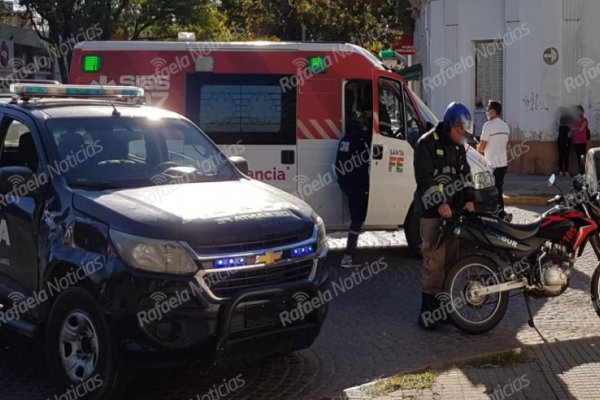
[2,206,600,400]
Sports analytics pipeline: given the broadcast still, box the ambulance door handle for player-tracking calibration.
[372,144,384,160]
[281,150,295,165]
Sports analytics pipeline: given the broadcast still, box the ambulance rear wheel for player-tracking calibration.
[404,202,422,258]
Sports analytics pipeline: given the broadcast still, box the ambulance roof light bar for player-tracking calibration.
[9,83,144,98]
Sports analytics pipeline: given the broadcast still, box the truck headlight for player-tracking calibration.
[473,171,495,189]
[314,215,327,249]
[110,230,197,274]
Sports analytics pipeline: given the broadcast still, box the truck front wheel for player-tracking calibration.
[46,288,126,399]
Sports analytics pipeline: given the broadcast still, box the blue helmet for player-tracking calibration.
[443,102,473,134]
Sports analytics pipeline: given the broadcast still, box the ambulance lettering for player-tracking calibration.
[247,168,287,181]
[92,75,170,106]
[388,149,404,173]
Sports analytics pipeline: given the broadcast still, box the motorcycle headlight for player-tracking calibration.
[314,214,327,250]
[110,230,197,274]
[474,171,495,189]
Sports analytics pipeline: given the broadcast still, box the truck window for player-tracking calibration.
[45,117,232,187]
[186,74,296,145]
[378,79,405,139]
[0,118,40,172]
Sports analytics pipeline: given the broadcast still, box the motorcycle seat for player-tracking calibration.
[495,217,542,240]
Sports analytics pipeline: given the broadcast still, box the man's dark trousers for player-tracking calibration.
[346,191,369,255]
[493,166,507,212]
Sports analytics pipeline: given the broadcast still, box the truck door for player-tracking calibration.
[0,114,42,291]
[185,73,298,194]
[364,77,417,228]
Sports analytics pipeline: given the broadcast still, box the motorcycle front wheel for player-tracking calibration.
[589,264,600,318]
[443,256,509,334]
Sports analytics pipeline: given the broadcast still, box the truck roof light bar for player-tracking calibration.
[9,83,144,98]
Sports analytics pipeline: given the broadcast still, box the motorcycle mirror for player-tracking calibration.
[548,174,556,187]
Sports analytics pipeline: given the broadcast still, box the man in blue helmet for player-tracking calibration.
[414,102,475,329]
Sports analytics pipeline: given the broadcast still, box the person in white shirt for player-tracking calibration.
[478,101,510,218]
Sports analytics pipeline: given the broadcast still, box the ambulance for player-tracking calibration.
[69,41,497,252]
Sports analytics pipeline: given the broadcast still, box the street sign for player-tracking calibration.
[543,47,559,65]
[395,35,415,56]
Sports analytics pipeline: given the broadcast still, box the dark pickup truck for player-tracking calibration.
[0,84,329,399]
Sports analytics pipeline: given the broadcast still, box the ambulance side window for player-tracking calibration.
[186,73,296,145]
[378,79,405,140]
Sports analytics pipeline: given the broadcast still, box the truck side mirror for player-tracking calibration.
[229,156,249,175]
[0,166,35,195]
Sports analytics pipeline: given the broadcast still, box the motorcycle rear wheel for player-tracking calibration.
[443,256,510,334]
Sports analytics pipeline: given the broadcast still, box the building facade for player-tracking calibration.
[414,0,600,174]
[0,23,60,92]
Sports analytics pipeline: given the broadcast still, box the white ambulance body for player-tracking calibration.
[70,41,496,234]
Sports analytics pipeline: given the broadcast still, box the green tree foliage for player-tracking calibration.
[17,0,234,81]
[220,0,408,52]
[11,0,411,81]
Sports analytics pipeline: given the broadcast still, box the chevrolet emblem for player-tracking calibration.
[255,251,283,265]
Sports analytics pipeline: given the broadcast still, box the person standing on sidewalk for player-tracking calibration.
[478,100,510,219]
[473,96,487,141]
[571,105,589,174]
[414,102,475,330]
[335,110,372,269]
[557,107,572,176]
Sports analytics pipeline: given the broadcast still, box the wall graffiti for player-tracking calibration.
[522,92,549,112]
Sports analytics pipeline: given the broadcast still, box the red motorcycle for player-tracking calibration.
[441,174,600,333]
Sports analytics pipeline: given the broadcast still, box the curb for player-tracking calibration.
[341,347,530,399]
[504,195,549,206]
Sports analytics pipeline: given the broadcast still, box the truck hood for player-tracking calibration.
[72,179,315,247]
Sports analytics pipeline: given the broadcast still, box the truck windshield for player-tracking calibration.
[45,117,236,189]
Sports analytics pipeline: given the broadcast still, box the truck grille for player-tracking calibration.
[202,259,314,299]
[193,228,313,254]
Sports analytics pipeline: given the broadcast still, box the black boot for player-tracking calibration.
[417,293,439,330]
[432,293,452,324]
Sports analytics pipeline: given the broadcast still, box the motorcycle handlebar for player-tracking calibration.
[547,194,563,205]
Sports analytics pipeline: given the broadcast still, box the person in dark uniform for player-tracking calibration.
[335,110,372,269]
[414,102,475,329]
[556,107,572,176]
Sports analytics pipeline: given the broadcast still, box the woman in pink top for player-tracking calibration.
[571,105,589,173]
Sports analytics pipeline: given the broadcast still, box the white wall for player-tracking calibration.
[579,0,600,136]
[415,0,600,141]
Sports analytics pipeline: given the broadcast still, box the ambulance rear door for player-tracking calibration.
[364,76,418,228]
[185,73,298,194]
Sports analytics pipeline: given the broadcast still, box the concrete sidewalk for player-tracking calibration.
[344,338,600,399]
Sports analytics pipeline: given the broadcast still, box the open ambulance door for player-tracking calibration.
[364,76,418,229]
